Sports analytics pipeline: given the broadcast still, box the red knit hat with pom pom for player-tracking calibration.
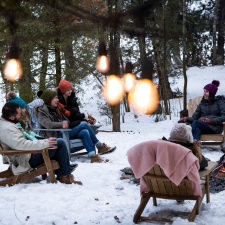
[59,80,73,94]
[204,80,220,96]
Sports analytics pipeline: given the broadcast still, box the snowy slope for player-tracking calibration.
[0,65,225,225]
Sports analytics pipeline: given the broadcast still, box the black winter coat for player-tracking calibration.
[187,97,225,134]
[57,88,85,123]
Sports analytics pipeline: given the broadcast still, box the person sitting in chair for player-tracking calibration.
[55,79,95,125]
[35,89,116,163]
[178,80,225,146]
[0,102,82,185]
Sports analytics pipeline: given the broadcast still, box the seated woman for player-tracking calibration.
[36,90,116,163]
[178,80,225,145]
[7,91,78,174]
[56,79,91,124]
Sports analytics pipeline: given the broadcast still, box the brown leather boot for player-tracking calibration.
[90,154,103,163]
[97,143,116,155]
[58,174,82,185]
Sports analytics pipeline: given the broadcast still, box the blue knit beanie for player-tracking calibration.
[7,91,26,109]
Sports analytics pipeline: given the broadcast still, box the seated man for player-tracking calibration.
[0,102,82,185]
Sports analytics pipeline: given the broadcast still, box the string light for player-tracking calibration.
[4,44,23,81]
[96,42,109,73]
[123,62,136,93]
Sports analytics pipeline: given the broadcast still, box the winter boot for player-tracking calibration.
[90,154,104,163]
[58,174,82,185]
[193,139,202,148]
[97,143,116,155]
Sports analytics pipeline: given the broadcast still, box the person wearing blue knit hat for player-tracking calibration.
[7,91,26,109]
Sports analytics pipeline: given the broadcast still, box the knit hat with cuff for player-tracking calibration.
[59,80,73,94]
[7,91,26,109]
[37,90,57,105]
[204,80,220,96]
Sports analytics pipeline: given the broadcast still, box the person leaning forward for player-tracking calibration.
[0,102,82,185]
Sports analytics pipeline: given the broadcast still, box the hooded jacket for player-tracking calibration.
[0,117,49,175]
[187,97,225,134]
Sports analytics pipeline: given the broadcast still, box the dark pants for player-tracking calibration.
[191,120,214,141]
[29,138,71,177]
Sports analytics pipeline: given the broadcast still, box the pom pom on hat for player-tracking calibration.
[212,80,220,87]
[59,80,73,94]
[6,91,17,101]
[204,80,220,96]
[37,90,44,98]
[7,91,26,109]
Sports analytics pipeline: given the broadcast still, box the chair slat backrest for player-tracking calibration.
[188,96,202,117]
[143,164,194,197]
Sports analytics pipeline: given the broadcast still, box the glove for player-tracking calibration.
[198,117,213,124]
[88,115,97,125]
[82,111,89,120]
[178,117,187,123]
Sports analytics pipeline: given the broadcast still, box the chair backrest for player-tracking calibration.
[27,99,44,129]
[143,164,194,197]
[188,96,202,117]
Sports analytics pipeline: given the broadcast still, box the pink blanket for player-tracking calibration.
[127,140,202,196]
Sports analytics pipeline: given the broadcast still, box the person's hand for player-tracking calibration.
[48,138,57,147]
[62,120,69,129]
[198,117,213,124]
[178,117,187,123]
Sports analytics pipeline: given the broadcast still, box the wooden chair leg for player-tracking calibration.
[42,174,47,180]
[206,175,210,203]
[10,175,19,186]
[188,200,198,222]
[153,197,157,206]
[133,195,151,223]
[42,149,57,183]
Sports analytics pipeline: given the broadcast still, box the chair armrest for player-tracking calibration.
[33,128,72,132]
[199,161,218,178]
[0,147,56,156]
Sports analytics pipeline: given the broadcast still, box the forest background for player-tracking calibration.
[0,0,224,131]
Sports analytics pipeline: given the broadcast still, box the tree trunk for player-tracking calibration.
[39,41,48,90]
[63,38,76,81]
[213,0,220,65]
[19,48,33,103]
[217,0,225,65]
[183,0,187,110]
[55,35,61,85]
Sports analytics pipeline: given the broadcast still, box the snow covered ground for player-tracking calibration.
[0,66,225,225]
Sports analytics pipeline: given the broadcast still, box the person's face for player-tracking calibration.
[50,96,59,108]
[64,88,72,97]
[15,108,22,121]
[203,89,210,100]
[21,107,26,116]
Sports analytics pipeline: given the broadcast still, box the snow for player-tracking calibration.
[0,65,225,224]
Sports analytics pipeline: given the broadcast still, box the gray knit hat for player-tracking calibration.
[169,123,193,143]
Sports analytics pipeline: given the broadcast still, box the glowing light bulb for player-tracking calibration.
[96,55,109,73]
[4,59,23,81]
[102,75,124,105]
[123,73,136,92]
[128,79,158,114]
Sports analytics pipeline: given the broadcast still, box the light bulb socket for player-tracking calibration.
[125,62,133,74]
[107,56,120,77]
[141,57,153,80]
[8,43,20,59]
[98,42,107,56]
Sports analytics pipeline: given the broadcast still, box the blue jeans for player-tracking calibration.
[29,138,71,177]
[58,121,99,157]
[191,120,215,141]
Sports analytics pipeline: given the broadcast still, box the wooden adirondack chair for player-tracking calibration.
[133,161,217,223]
[0,145,59,187]
[188,96,225,145]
